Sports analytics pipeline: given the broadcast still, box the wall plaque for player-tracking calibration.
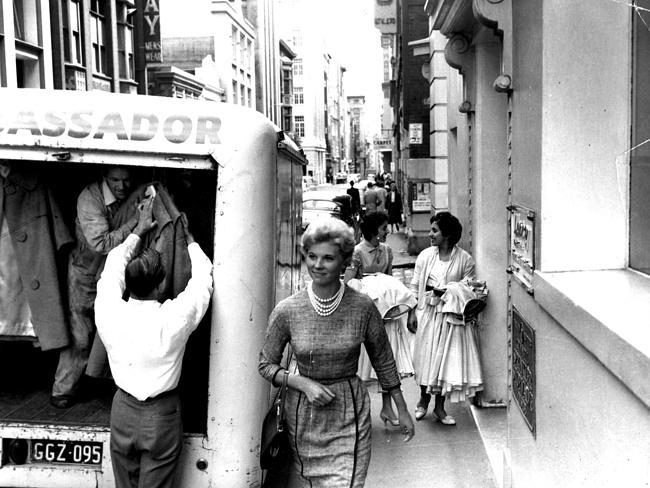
[512,307,536,436]
[507,203,535,292]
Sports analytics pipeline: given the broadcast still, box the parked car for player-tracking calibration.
[302,198,343,230]
[334,172,348,184]
[302,186,359,239]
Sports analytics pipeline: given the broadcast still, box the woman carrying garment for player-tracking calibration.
[409,211,484,425]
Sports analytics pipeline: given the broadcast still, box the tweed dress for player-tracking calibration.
[259,287,400,488]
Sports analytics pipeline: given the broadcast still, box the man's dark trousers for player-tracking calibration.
[110,388,182,488]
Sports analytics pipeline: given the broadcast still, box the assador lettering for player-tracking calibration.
[0,111,221,145]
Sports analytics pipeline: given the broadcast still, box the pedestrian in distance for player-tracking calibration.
[375,180,388,213]
[386,182,403,233]
[347,180,361,215]
[363,181,381,213]
[51,165,140,408]
[344,210,416,429]
[259,217,414,487]
[94,197,213,488]
[409,211,484,426]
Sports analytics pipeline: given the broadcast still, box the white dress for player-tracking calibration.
[348,273,417,381]
[410,245,485,402]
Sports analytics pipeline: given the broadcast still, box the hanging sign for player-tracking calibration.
[143,0,163,63]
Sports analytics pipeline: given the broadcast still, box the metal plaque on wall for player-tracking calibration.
[512,307,536,436]
[507,204,535,293]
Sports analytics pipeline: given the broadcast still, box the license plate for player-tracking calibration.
[30,439,102,465]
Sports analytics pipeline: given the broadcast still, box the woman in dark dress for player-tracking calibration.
[386,182,403,233]
[259,218,414,487]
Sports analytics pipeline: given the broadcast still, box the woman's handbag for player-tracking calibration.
[260,368,290,470]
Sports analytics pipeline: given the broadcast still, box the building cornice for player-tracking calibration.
[472,0,512,89]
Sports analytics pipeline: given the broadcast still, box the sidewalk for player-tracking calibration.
[365,378,498,488]
[386,228,416,269]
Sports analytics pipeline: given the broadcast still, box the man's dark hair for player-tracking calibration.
[125,248,165,298]
[431,211,463,246]
[360,210,389,241]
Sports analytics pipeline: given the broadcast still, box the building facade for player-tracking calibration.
[278,38,295,136]
[243,0,279,122]
[160,0,255,107]
[392,0,433,250]
[423,1,650,487]
[348,95,368,177]
[374,0,398,177]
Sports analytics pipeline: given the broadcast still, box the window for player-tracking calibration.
[117,2,134,80]
[630,0,650,274]
[295,115,305,138]
[63,0,84,65]
[282,107,292,133]
[293,58,302,76]
[231,26,237,62]
[13,0,44,88]
[247,38,252,70]
[282,67,292,96]
[292,29,301,49]
[13,0,40,45]
[90,0,109,75]
[247,87,252,108]
[239,33,245,66]
[294,86,303,104]
[232,80,237,103]
[240,84,245,106]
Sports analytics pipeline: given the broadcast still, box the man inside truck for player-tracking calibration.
[95,197,213,488]
[51,165,141,408]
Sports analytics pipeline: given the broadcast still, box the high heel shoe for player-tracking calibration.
[380,412,400,427]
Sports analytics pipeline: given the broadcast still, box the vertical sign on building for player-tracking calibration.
[374,0,396,35]
[143,0,162,63]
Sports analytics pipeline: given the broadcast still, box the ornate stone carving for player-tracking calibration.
[444,33,471,73]
[445,33,476,108]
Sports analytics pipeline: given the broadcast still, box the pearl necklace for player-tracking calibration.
[308,281,345,316]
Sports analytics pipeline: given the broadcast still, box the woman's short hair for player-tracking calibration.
[360,210,388,241]
[431,211,462,246]
[301,218,356,260]
[125,248,166,298]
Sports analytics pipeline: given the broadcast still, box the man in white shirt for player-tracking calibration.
[95,197,213,488]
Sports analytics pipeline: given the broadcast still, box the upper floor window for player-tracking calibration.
[239,33,245,66]
[231,26,237,62]
[13,0,40,45]
[247,38,252,70]
[62,0,84,66]
[293,58,303,76]
[282,106,292,133]
[292,29,301,49]
[294,115,305,138]
[116,2,135,80]
[90,0,109,75]
[282,67,292,96]
[293,86,303,104]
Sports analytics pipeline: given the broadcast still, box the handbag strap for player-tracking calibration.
[275,347,293,432]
